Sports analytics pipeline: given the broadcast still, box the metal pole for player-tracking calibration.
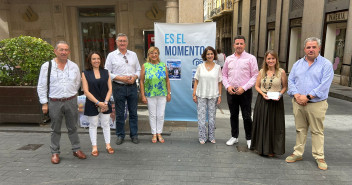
[349,58,352,87]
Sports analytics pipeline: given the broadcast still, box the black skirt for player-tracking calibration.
[250,94,285,155]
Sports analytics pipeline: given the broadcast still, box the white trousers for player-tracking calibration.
[147,96,167,134]
[88,113,111,146]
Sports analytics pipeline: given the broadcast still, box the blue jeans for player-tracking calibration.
[112,83,138,139]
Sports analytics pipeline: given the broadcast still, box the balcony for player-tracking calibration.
[204,0,234,22]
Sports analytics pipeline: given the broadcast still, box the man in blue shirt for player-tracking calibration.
[285,37,334,170]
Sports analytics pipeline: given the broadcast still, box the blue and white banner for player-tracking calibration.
[155,22,216,121]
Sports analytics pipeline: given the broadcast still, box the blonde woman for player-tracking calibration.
[250,50,287,156]
[140,47,171,143]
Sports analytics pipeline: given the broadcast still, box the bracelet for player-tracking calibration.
[279,93,283,97]
[96,101,100,105]
[104,101,108,105]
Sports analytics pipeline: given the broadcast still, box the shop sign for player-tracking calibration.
[290,18,302,27]
[267,22,275,30]
[326,11,348,22]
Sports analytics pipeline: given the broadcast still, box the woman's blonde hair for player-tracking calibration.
[146,46,160,63]
[261,50,280,78]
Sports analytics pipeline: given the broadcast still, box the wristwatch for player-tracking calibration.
[306,95,312,100]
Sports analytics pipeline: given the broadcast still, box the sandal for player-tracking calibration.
[210,140,216,144]
[199,140,205,144]
[106,147,114,154]
[157,134,164,143]
[91,150,99,157]
[152,134,157,143]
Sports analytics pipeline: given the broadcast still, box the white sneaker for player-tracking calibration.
[247,140,251,149]
[226,137,238,146]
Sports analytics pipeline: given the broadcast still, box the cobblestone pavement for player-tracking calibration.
[0,89,351,185]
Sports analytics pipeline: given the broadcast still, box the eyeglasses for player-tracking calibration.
[123,56,128,63]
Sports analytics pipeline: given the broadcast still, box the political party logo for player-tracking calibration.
[193,58,203,66]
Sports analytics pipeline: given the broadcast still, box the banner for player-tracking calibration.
[154,22,216,121]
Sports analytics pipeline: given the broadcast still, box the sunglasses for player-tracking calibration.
[123,56,128,64]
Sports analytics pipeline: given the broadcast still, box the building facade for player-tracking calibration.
[1,0,352,87]
[205,0,352,87]
[0,0,203,70]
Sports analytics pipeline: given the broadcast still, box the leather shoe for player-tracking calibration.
[91,150,99,157]
[115,137,124,145]
[73,150,87,159]
[106,147,114,154]
[51,154,60,164]
[131,137,139,144]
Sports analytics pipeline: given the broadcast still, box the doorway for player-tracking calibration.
[79,7,116,69]
[324,22,346,75]
[288,27,301,73]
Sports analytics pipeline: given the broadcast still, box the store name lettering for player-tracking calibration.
[327,11,348,22]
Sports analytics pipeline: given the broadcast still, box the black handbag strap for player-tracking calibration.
[47,60,52,99]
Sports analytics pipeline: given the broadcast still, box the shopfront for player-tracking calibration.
[79,7,116,68]
[324,11,348,78]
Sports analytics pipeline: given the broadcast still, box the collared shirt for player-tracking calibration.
[37,59,81,104]
[222,51,259,91]
[104,49,141,84]
[288,54,334,102]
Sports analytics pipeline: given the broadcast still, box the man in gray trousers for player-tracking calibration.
[37,41,86,164]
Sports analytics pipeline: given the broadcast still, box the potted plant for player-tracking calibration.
[0,36,55,124]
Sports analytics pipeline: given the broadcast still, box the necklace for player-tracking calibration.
[263,73,275,91]
[205,62,213,70]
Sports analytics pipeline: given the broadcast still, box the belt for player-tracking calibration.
[307,99,326,103]
[113,81,136,86]
[50,95,76,102]
[294,99,326,103]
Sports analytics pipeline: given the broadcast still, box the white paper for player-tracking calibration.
[267,92,280,99]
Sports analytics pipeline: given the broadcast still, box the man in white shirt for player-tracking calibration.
[37,41,86,164]
[105,33,141,145]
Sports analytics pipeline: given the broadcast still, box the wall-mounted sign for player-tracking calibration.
[22,6,38,22]
[326,11,348,22]
[267,22,275,30]
[146,4,164,20]
[290,18,302,27]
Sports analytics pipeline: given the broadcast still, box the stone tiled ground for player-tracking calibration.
[0,87,351,185]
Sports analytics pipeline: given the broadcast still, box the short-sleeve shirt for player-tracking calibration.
[194,63,222,99]
[144,62,167,97]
